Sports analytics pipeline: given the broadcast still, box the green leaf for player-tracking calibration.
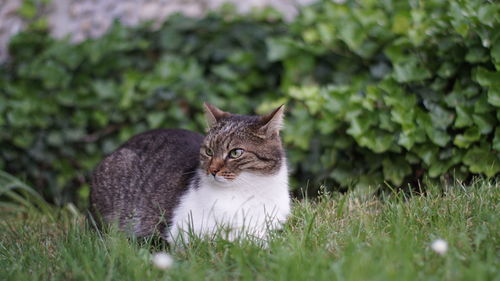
[472,113,495,134]
[454,106,473,128]
[283,107,314,150]
[405,152,420,164]
[487,87,500,107]
[398,132,414,150]
[463,145,500,178]
[384,38,411,64]
[398,128,425,151]
[429,150,463,178]
[289,86,326,115]
[346,112,377,137]
[428,162,447,178]
[47,131,64,146]
[393,59,432,83]
[354,172,384,191]
[437,62,458,78]
[266,38,293,62]
[474,95,494,114]
[93,80,116,99]
[428,104,454,130]
[392,12,411,34]
[330,164,356,186]
[477,4,499,26]
[465,47,489,63]
[491,40,500,69]
[317,116,341,134]
[316,23,336,45]
[474,67,500,87]
[338,20,366,50]
[426,127,450,147]
[119,71,141,109]
[382,157,412,186]
[493,127,500,151]
[417,110,450,147]
[414,144,438,166]
[356,129,394,153]
[147,112,166,128]
[212,65,238,81]
[38,60,70,89]
[453,127,481,148]
[92,111,108,127]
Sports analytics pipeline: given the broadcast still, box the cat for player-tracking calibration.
[90,103,290,243]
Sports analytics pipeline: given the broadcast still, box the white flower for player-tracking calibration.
[431,239,448,255]
[152,252,174,270]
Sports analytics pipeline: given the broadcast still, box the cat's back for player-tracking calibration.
[113,128,203,163]
[90,128,203,237]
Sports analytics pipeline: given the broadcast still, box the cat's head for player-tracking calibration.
[199,103,285,184]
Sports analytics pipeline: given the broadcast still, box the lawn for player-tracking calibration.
[0,179,498,281]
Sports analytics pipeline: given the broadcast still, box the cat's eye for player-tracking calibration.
[205,148,214,156]
[228,149,244,159]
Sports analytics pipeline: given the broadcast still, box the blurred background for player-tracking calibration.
[0,0,318,61]
[0,0,498,208]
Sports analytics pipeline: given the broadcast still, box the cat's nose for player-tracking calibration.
[209,168,220,176]
[209,159,224,176]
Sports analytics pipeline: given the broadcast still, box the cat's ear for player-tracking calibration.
[259,105,285,137]
[203,103,229,128]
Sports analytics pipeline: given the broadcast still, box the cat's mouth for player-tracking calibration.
[208,173,236,184]
[205,169,237,183]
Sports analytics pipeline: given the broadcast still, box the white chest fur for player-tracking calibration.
[167,163,290,243]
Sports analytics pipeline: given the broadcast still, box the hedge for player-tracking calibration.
[272,0,500,191]
[1,0,498,205]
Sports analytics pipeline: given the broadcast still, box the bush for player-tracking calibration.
[1,1,498,205]
[277,0,499,190]
[0,14,286,204]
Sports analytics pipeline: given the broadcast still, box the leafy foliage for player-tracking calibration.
[277,0,500,190]
[1,14,286,204]
[1,0,499,204]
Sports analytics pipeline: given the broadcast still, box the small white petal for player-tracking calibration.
[152,252,174,270]
[431,239,448,255]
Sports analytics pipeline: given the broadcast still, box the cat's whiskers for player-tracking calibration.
[179,171,197,176]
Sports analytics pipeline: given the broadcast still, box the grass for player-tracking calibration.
[0,179,498,281]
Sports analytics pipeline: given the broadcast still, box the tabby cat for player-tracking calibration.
[90,103,290,243]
